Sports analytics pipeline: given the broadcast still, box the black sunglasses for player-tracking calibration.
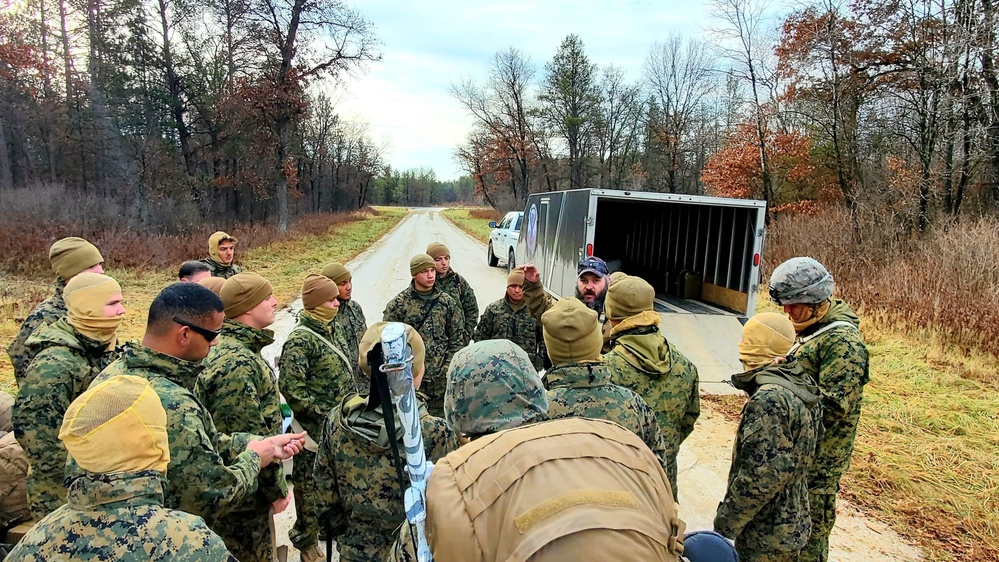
[174,317,222,341]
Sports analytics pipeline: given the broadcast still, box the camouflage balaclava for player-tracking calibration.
[444,340,547,437]
[64,272,124,348]
[737,312,795,371]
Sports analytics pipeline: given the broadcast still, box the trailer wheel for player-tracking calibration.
[487,245,499,267]
[507,249,516,273]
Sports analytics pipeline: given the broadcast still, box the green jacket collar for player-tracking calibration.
[409,282,439,301]
[66,471,166,510]
[297,312,331,336]
[731,360,820,406]
[221,318,275,352]
[546,361,612,389]
[25,317,108,356]
[123,342,205,391]
[52,277,67,304]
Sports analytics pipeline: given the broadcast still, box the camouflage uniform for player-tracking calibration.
[714,361,821,562]
[545,361,670,479]
[196,319,287,562]
[87,342,263,520]
[279,312,355,551]
[435,269,478,341]
[473,297,545,371]
[334,298,368,382]
[200,257,243,279]
[6,278,67,386]
[604,320,700,500]
[382,284,465,417]
[314,393,454,562]
[6,471,237,561]
[791,299,869,562]
[13,318,118,519]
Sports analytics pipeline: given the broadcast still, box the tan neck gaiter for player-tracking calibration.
[791,300,831,333]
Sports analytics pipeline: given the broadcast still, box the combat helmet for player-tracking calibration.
[768,257,834,305]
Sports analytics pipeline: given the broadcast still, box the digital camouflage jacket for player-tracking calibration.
[435,269,478,342]
[790,298,869,494]
[7,278,67,386]
[313,393,454,562]
[200,257,243,279]
[334,298,368,382]
[7,471,236,561]
[13,318,118,519]
[604,314,700,498]
[473,297,545,371]
[87,343,262,523]
[714,361,821,557]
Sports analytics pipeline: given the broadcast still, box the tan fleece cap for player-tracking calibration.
[605,275,656,320]
[358,321,426,380]
[220,272,273,318]
[322,262,351,284]
[49,237,104,280]
[738,312,796,370]
[302,273,338,310]
[199,276,225,295]
[426,242,450,259]
[542,298,603,365]
[410,253,435,276]
[507,270,525,287]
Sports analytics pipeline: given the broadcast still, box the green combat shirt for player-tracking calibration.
[314,393,454,562]
[13,318,118,519]
[7,278,67,386]
[791,299,869,494]
[88,342,263,521]
[6,471,237,561]
[435,269,478,342]
[473,297,545,371]
[200,257,243,279]
[715,361,821,558]
[545,361,671,486]
[604,320,700,499]
[334,298,368,382]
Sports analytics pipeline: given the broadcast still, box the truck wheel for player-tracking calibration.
[487,245,499,267]
[507,249,516,273]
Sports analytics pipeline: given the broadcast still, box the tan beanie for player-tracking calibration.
[199,276,225,295]
[302,273,338,310]
[542,298,603,365]
[738,312,796,370]
[605,275,655,320]
[410,253,436,276]
[322,262,351,284]
[49,237,104,280]
[426,242,450,259]
[358,321,426,381]
[609,271,629,284]
[208,231,237,264]
[64,272,124,346]
[507,270,525,287]
[220,272,273,318]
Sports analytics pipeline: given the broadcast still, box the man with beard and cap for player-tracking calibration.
[521,255,610,330]
[14,272,125,519]
[200,231,243,279]
[391,339,686,562]
[540,298,671,478]
[7,237,104,386]
[85,282,306,533]
[313,322,454,562]
[426,242,478,341]
[196,272,289,562]
[279,273,354,562]
[8,375,238,561]
[769,257,869,562]
[473,269,545,370]
[714,312,822,562]
[382,253,465,417]
[178,260,212,283]
[602,274,700,500]
[323,261,367,383]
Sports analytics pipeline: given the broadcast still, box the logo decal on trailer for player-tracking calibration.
[526,204,538,260]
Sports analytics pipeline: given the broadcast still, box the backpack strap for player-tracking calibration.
[788,320,858,357]
[291,325,354,374]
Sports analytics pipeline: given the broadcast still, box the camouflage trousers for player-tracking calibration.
[800,491,837,562]
[289,448,319,550]
[26,465,67,521]
[214,508,274,562]
[737,546,800,562]
[422,376,445,418]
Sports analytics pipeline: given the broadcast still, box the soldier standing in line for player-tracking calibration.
[769,257,870,562]
[196,272,289,562]
[8,375,238,561]
[14,272,125,519]
[200,231,243,279]
[541,298,671,480]
[602,274,700,500]
[323,262,367,384]
[473,269,545,371]
[7,236,104,385]
[313,322,453,562]
[714,312,822,562]
[382,253,465,417]
[426,242,478,341]
[280,273,354,562]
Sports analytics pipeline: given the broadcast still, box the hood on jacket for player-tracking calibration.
[730,360,820,407]
[337,393,428,448]
[819,298,861,329]
[607,311,672,376]
[25,317,105,356]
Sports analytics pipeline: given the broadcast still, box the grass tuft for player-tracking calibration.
[441,208,500,243]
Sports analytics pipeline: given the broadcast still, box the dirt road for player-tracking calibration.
[267,208,922,562]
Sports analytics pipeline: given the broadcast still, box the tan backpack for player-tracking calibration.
[425,417,686,562]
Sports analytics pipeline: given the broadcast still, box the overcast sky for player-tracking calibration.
[328,0,713,181]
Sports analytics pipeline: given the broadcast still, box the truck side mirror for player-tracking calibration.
[488,221,497,228]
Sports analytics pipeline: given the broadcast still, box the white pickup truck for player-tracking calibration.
[486,211,524,272]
